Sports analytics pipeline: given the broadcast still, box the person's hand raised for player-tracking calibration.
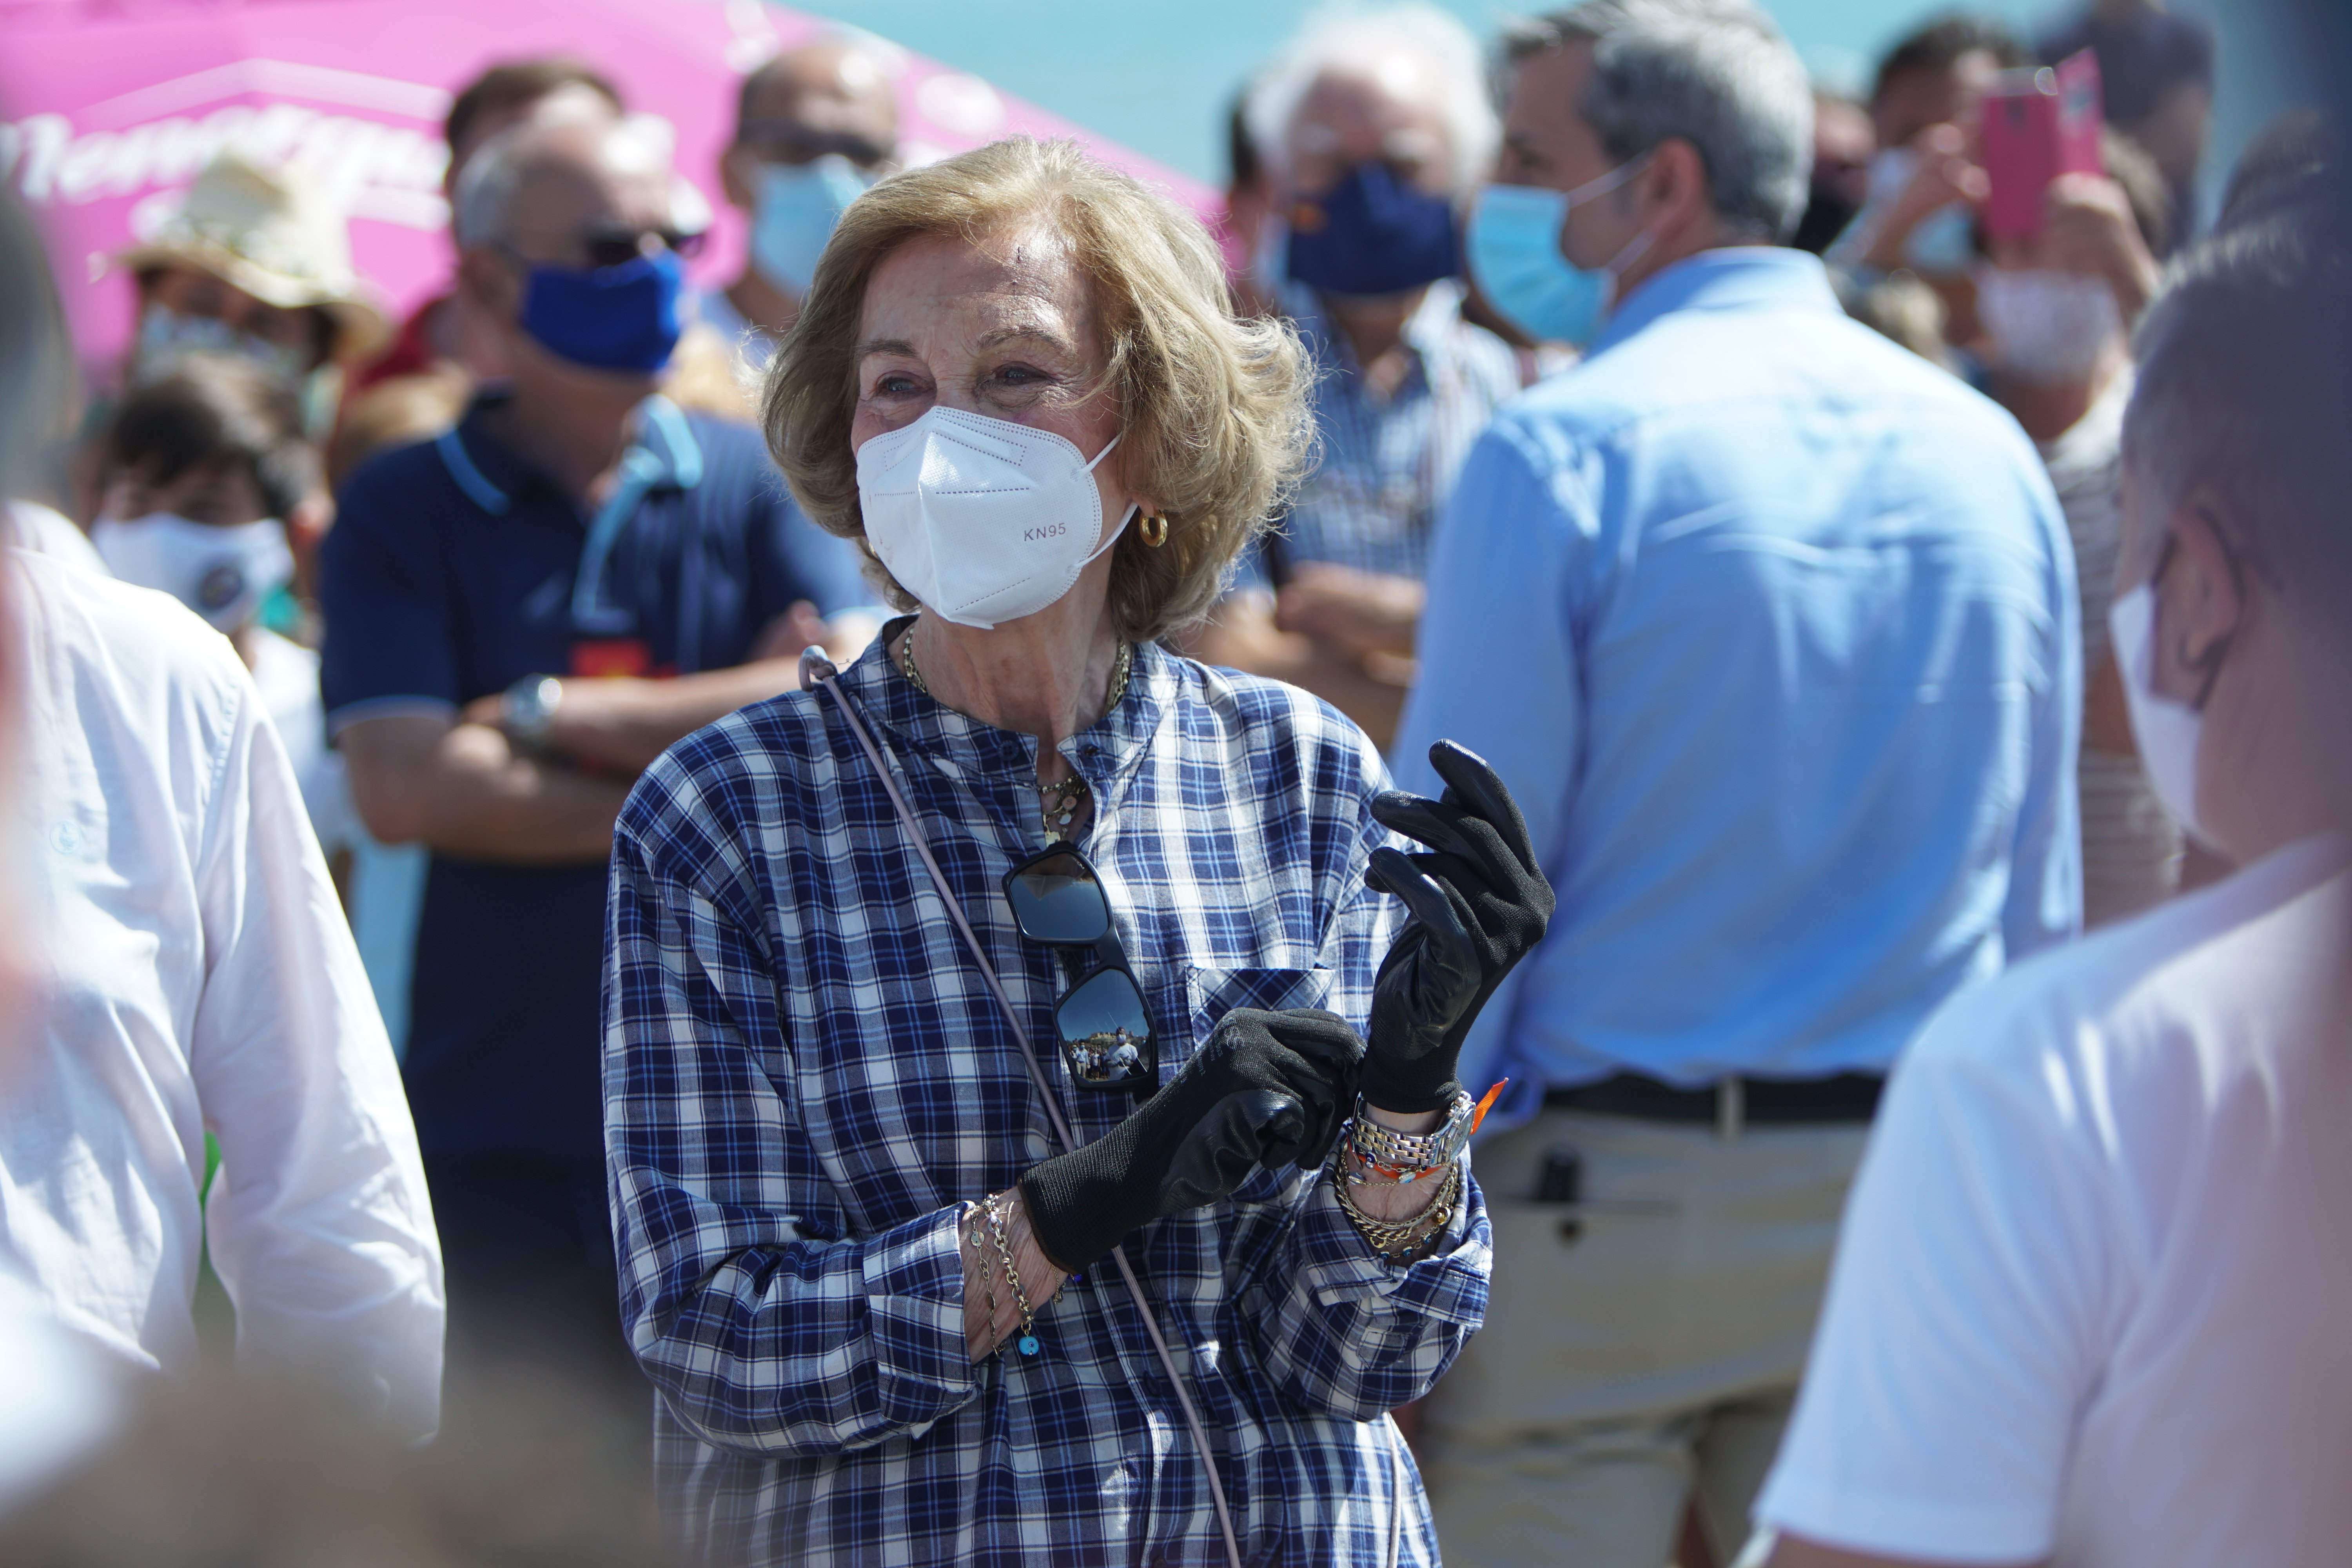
[1862,123,1988,271]
[2040,171,2161,324]
[1362,742,1554,1114]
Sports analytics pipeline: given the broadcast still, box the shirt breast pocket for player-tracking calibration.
[1182,965,1334,1046]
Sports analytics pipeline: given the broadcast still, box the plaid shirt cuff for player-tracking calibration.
[860,1204,981,1432]
[1248,1158,1491,1422]
[1290,1158,1490,1324]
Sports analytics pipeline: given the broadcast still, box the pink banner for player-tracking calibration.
[0,0,1220,381]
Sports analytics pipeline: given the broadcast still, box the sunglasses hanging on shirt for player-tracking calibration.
[1002,845,1158,1094]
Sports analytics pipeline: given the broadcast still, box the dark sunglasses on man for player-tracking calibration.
[576,223,709,271]
[735,119,892,170]
[1003,844,1158,1094]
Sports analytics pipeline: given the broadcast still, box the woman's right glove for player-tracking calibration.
[1020,1007,1362,1272]
[1362,741,1555,1114]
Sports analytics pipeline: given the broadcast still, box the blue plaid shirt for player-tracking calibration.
[603,628,1492,1566]
[1252,279,1522,585]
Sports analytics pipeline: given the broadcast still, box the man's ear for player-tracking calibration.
[1637,138,1711,230]
[2156,484,2250,701]
[456,247,522,325]
[719,144,754,212]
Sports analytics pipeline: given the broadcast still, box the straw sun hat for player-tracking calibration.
[113,151,391,363]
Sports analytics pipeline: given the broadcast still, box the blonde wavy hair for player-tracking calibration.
[760,136,1314,643]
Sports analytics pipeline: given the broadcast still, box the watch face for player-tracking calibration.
[506,675,561,742]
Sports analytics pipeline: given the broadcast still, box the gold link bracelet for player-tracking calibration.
[1330,1154,1461,1266]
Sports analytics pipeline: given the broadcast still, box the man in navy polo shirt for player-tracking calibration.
[321,116,866,1387]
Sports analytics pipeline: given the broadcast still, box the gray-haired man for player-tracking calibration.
[1397,2,2080,1562]
[324,116,863,1392]
[1183,3,1523,750]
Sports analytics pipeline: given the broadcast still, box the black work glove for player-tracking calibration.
[1020,1007,1362,1272]
[1362,741,1556,1114]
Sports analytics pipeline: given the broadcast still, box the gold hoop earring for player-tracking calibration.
[1139,514,1169,548]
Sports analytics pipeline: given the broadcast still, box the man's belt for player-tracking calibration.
[1544,1071,1884,1133]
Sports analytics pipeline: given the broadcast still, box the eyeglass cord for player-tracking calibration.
[800,649,1250,1568]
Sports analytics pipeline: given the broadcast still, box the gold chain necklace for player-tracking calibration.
[899,628,1133,842]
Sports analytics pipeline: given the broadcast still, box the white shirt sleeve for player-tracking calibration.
[187,667,445,1441]
[1755,1003,2119,1563]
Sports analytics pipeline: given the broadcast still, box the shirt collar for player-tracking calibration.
[433,390,705,517]
[1586,247,1842,358]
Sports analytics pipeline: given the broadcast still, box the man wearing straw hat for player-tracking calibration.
[109,149,389,435]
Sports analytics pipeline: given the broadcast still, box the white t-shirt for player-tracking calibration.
[6,499,105,574]
[1758,832,2352,1566]
[4,550,444,1438]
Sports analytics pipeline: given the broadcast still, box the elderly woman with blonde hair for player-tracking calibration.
[603,136,1549,1567]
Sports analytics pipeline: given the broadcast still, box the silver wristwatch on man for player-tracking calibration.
[501,673,564,753]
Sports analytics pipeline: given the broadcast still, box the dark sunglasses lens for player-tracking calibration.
[741,122,890,167]
[1009,850,1109,944]
[1056,968,1153,1089]
[583,230,703,268]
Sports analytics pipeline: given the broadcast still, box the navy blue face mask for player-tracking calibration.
[515,248,685,374]
[1285,161,1461,298]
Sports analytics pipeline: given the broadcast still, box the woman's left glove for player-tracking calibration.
[1019,1007,1362,1272]
[1362,741,1556,1113]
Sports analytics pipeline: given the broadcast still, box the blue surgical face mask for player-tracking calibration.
[1862,147,1976,276]
[515,248,685,374]
[1466,157,1653,347]
[750,154,871,298]
[1905,204,1978,276]
[1285,161,1460,298]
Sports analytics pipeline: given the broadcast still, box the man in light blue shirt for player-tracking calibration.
[1396,5,2079,1565]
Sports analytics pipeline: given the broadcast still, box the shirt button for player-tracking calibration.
[1081,745,1101,758]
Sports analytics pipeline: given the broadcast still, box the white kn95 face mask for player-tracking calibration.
[2108,579,2206,840]
[855,405,1135,630]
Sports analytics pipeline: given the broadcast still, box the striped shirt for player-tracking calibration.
[2039,370,2182,927]
[603,628,1492,1566]
[1260,279,1523,583]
